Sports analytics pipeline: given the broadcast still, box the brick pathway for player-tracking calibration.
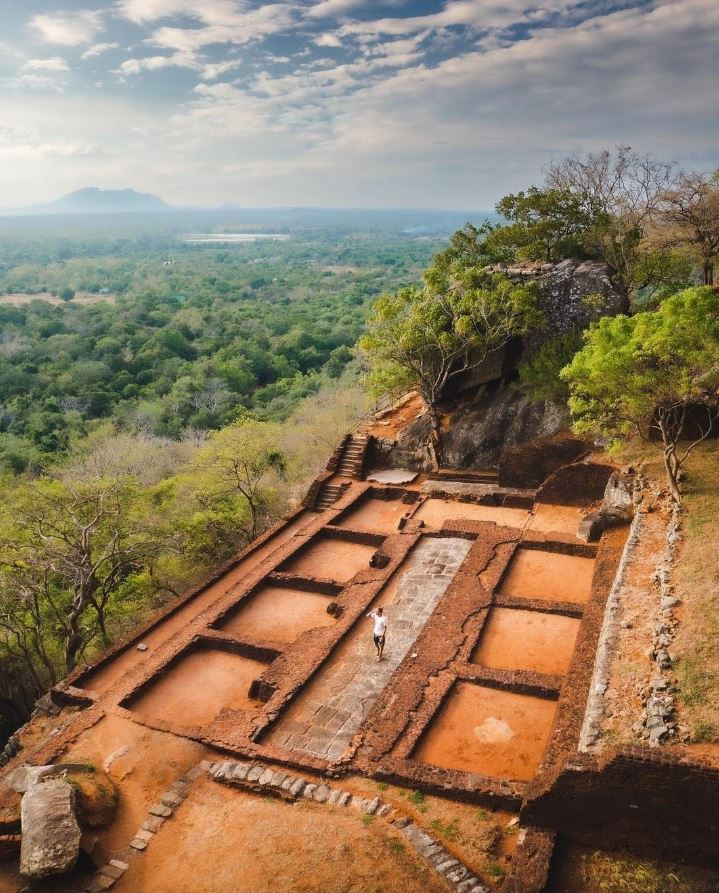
[269,537,472,761]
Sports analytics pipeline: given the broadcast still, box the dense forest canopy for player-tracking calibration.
[0,210,475,472]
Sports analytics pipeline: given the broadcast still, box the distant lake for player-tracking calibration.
[182,233,290,243]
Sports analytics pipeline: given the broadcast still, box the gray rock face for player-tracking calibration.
[495,259,628,335]
[20,778,81,878]
[382,386,569,471]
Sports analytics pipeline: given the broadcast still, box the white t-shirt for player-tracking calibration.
[370,612,387,636]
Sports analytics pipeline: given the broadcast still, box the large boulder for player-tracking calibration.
[20,778,81,878]
[495,259,627,335]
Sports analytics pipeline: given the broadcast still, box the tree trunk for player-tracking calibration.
[662,446,682,503]
[703,261,714,286]
[427,407,442,472]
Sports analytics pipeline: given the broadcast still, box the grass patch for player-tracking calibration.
[487,862,505,879]
[360,814,375,826]
[407,789,425,805]
[429,818,460,842]
[387,839,406,854]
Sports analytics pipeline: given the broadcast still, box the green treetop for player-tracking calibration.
[562,286,719,501]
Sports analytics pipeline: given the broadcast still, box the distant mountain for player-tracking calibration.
[21,187,171,215]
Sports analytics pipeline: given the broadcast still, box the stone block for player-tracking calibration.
[289,779,306,797]
[100,863,126,880]
[435,859,460,874]
[149,804,172,818]
[447,866,470,883]
[159,791,183,809]
[134,829,153,843]
[231,763,250,781]
[258,769,274,786]
[246,766,263,783]
[129,839,147,851]
[313,784,331,803]
[142,816,165,833]
[303,784,317,799]
[20,778,81,879]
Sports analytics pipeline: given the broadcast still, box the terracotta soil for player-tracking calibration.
[364,391,426,439]
[335,497,411,534]
[499,549,595,604]
[472,607,581,676]
[217,585,337,644]
[123,776,451,893]
[413,682,557,782]
[526,504,586,538]
[79,513,312,693]
[63,714,206,856]
[413,499,530,531]
[279,537,378,582]
[128,648,266,727]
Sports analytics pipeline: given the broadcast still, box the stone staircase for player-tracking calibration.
[335,433,369,478]
[314,482,345,511]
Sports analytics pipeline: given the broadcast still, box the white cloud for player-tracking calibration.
[31,10,104,46]
[22,57,70,73]
[307,0,366,18]
[81,42,120,60]
[117,52,200,76]
[314,33,343,48]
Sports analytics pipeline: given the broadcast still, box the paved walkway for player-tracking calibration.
[269,537,472,761]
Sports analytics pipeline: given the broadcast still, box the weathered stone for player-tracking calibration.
[100,862,127,880]
[313,784,331,803]
[289,778,306,797]
[257,769,274,786]
[129,838,147,851]
[435,858,460,874]
[149,804,172,818]
[20,778,81,879]
[135,829,153,843]
[109,859,129,872]
[447,866,470,883]
[303,784,317,799]
[392,816,411,829]
[337,791,351,807]
[246,766,263,783]
[160,791,183,808]
[142,815,165,833]
[231,763,250,781]
[363,796,381,815]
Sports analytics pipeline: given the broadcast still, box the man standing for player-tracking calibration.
[367,606,387,661]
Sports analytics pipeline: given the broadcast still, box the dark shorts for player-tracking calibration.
[374,634,386,647]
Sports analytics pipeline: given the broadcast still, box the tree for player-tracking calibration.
[562,287,719,502]
[0,478,155,674]
[494,186,599,263]
[546,146,680,307]
[654,171,719,286]
[361,265,541,468]
[190,418,286,539]
[58,287,75,302]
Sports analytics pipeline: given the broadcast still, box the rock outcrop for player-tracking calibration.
[20,777,81,878]
[371,260,625,473]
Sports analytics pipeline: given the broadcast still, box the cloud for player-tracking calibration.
[81,42,120,60]
[22,57,70,73]
[117,52,199,76]
[307,0,366,18]
[313,33,343,48]
[115,0,244,26]
[30,10,104,46]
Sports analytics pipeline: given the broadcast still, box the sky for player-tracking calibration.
[0,0,716,209]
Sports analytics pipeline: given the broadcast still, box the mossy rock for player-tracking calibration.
[65,765,118,828]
